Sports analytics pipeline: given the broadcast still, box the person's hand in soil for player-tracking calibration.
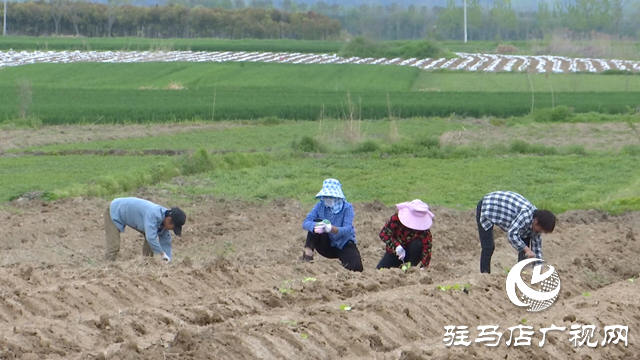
[151,252,170,265]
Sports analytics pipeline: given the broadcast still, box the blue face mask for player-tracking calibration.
[323,197,344,214]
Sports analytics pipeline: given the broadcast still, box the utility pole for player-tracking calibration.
[3,0,7,36]
[463,0,468,43]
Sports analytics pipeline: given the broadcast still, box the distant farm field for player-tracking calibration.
[3,36,640,61]
[2,62,640,124]
[0,62,419,91]
[412,72,640,92]
[0,36,343,54]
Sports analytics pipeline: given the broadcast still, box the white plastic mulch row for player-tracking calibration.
[0,50,639,73]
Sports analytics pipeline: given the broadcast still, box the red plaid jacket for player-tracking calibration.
[379,213,433,268]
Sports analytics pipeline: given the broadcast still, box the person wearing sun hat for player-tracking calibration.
[376,199,435,269]
[300,178,363,272]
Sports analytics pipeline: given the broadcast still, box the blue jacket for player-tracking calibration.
[303,201,356,249]
[109,197,172,258]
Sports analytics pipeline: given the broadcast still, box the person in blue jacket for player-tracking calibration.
[104,197,186,262]
[300,179,363,272]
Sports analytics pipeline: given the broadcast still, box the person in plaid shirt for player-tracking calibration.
[300,179,363,272]
[477,191,556,274]
[376,199,435,269]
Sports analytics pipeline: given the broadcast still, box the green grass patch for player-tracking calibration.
[2,119,638,215]
[0,62,418,92]
[339,37,454,60]
[412,72,640,92]
[11,119,472,153]
[0,149,276,202]
[163,154,640,214]
[1,87,638,125]
[0,155,173,201]
[441,41,534,54]
[0,36,342,54]
[2,63,640,124]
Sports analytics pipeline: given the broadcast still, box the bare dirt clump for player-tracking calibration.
[496,44,520,54]
[164,81,188,90]
[441,121,640,152]
[0,195,638,359]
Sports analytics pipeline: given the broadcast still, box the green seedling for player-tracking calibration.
[503,267,511,274]
[279,280,295,294]
[438,283,471,292]
[521,318,527,324]
[300,333,308,339]
[340,304,352,311]
[582,292,591,297]
[302,277,317,283]
[401,263,412,272]
[628,277,636,283]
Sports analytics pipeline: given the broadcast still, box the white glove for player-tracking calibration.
[323,222,332,233]
[162,253,171,262]
[313,224,325,234]
[395,245,406,261]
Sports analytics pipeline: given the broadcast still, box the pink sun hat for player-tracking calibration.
[396,199,435,231]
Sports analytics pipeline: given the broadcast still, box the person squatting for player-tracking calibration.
[103,179,556,274]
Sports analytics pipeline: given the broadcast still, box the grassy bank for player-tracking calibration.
[2,149,638,214]
[163,154,640,214]
[1,116,638,213]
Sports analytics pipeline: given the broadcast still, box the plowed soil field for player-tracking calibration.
[0,195,638,359]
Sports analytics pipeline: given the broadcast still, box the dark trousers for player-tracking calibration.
[477,201,531,274]
[305,232,363,272]
[376,238,424,269]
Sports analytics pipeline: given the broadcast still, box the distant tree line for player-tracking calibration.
[178,0,640,41]
[2,0,639,40]
[319,0,639,41]
[1,1,340,39]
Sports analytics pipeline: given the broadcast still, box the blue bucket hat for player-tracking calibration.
[315,178,345,200]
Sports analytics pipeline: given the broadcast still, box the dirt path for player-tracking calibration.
[0,122,245,153]
[0,196,638,359]
[440,122,640,152]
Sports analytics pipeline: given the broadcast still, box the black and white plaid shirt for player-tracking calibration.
[479,191,543,260]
